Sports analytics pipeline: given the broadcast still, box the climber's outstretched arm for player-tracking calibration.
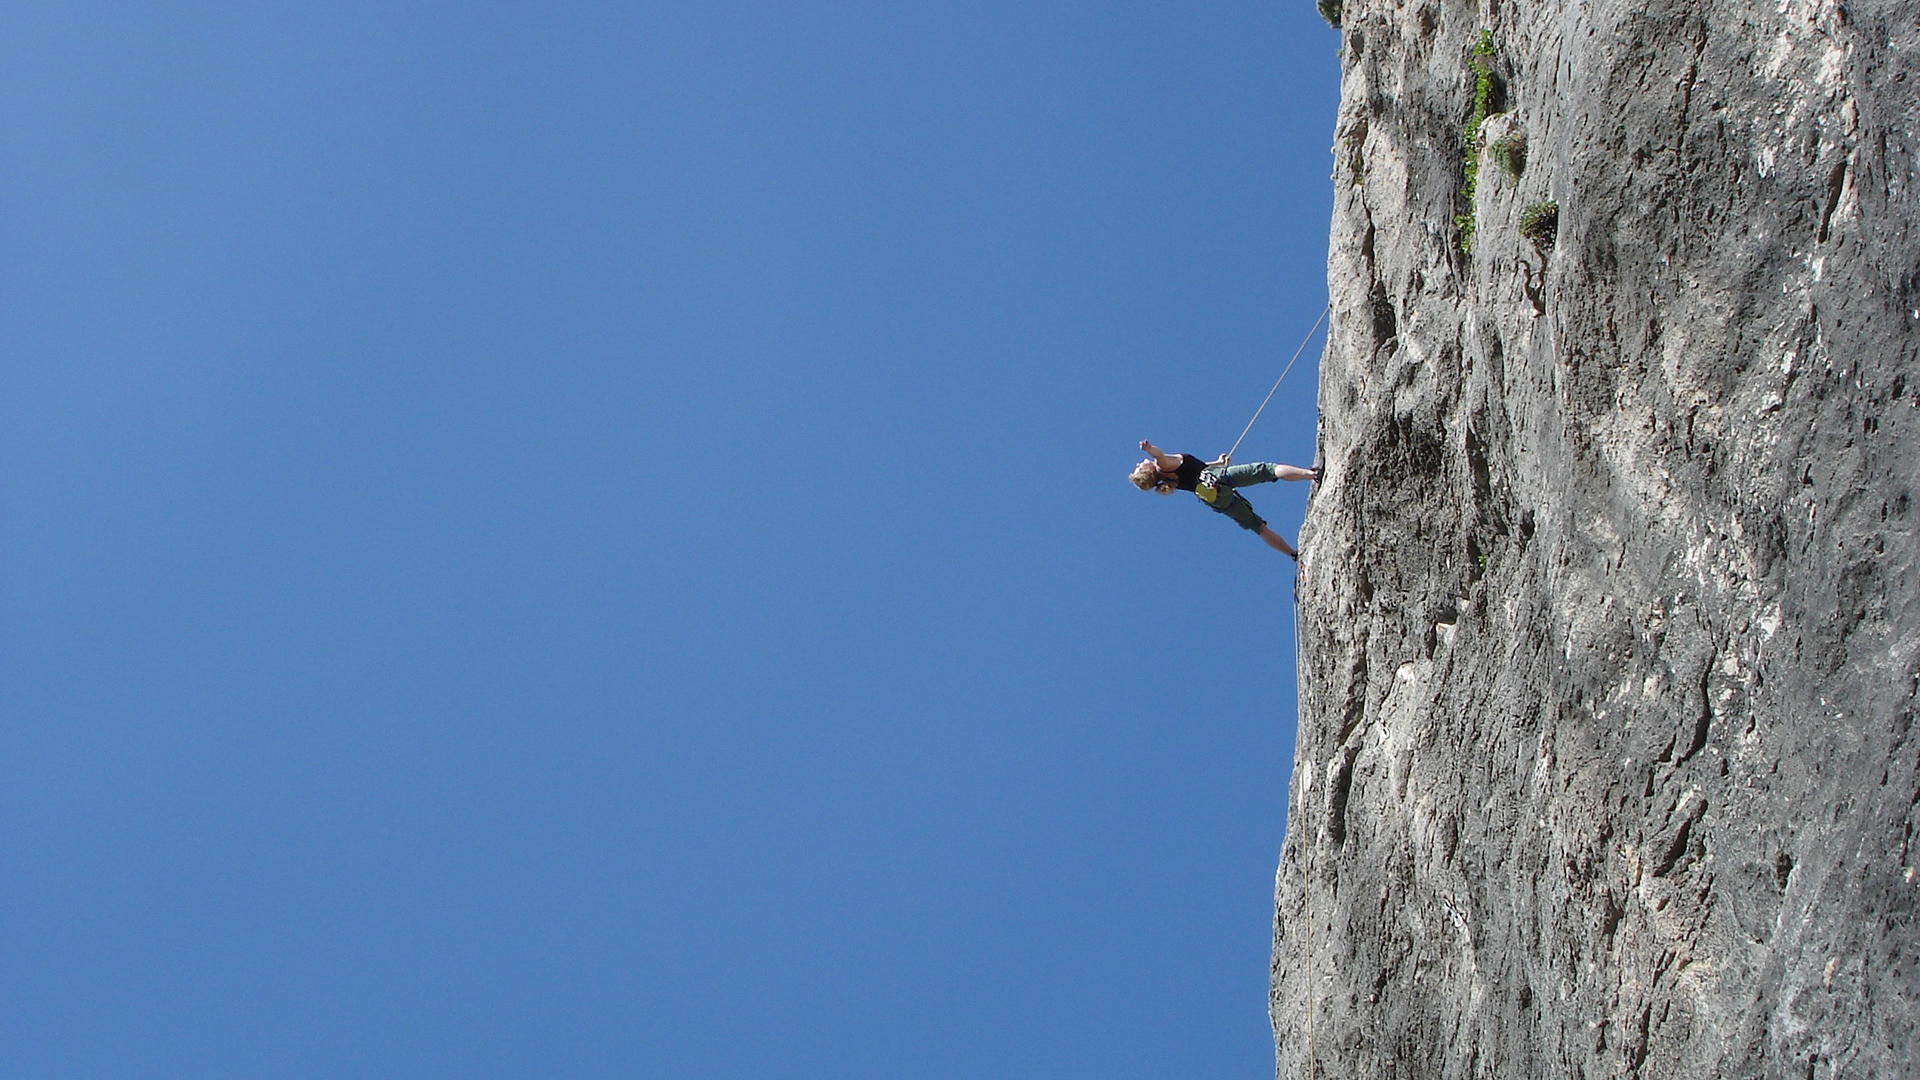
[1138,440,1183,472]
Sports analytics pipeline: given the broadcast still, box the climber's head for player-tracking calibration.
[1130,458,1176,495]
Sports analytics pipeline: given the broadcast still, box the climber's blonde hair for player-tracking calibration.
[1130,458,1176,494]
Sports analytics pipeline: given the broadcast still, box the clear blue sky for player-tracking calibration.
[2,3,1338,1076]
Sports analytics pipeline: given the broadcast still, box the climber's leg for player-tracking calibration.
[1258,525,1298,559]
[1206,485,1299,559]
[1215,462,1276,489]
[1216,462,1316,488]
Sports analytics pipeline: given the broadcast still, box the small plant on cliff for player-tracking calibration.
[1318,0,1343,29]
[1519,200,1559,248]
[1490,131,1526,181]
[1343,123,1368,188]
[1455,30,1501,253]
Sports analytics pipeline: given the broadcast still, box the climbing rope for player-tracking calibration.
[1223,303,1330,465]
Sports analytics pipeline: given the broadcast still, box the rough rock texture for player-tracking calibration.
[1271,1,1920,1077]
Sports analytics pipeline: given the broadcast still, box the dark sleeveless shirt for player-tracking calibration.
[1170,454,1207,492]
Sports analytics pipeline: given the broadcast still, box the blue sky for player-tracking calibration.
[2,3,1338,1076]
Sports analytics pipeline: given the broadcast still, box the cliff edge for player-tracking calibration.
[1273,1,1919,1076]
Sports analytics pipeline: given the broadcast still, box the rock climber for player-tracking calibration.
[1131,440,1318,558]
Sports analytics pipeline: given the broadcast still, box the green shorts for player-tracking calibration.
[1203,488,1267,531]
[1193,462,1279,532]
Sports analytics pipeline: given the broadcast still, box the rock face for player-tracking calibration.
[1271,1,1919,1077]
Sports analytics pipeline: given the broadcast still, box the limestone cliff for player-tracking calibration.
[1272,1,1919,1076]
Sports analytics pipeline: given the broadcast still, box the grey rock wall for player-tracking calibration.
[1272,1,1920,1077]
